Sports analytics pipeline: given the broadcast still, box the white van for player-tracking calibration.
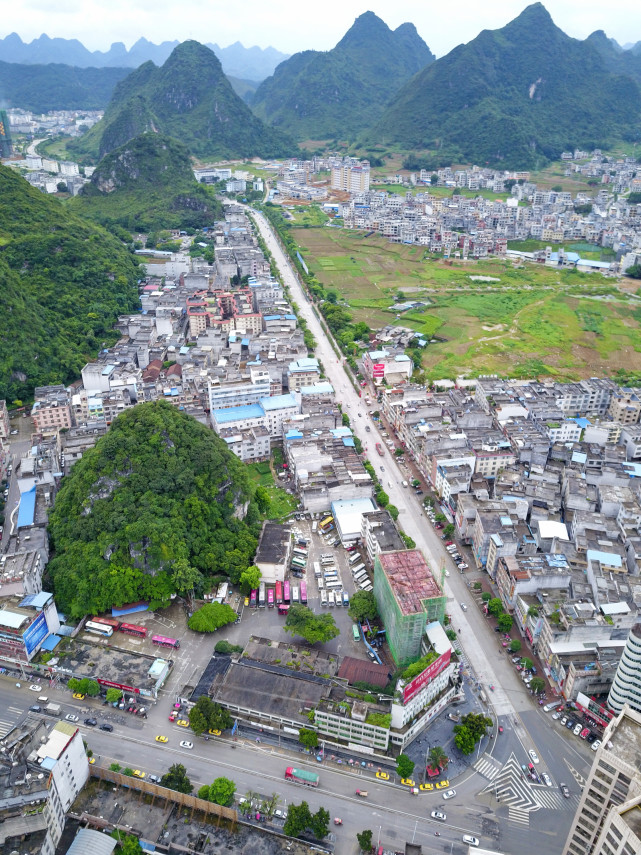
[543,700,563,712]
[312,521,318,533]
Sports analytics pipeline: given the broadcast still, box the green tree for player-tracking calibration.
[626,263,641,279]
[160,763,193,794]
[109,763,122,772]
[239,564,261,594]
[106,688,123,703]
[209,776,236,806]
[348,590,378,623]
[530,677,545,694]
[394,448,404,457]
[481,592,492,602]
[192,695,233,731]
[298,728,318,750]
[521,657,534,671]
[387,504,399,520]
[122,767,134,777]
[171,558,203,606]
[497,613,513,632]
[487,597,503,618]
[434,513,446,522]
[188,707,208,736]
[453,725,476,754]
[111,833,143,854]
[198,784,210,800]
[357,829,373,852]
[188,602,237,633]
[443,523,455,537]
[509,639,522,653]
[284,604,340,645]
[56,181,68,193]
[460,713,493,741]
[527,605,539,617]
[254,486,271,514]
[396,753,415,778]
[428,745,449,770]
[310,806,330,839]
[446,628,457,641]
[284,800,313,837]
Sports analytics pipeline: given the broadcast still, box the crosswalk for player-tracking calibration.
[0,705,23,738]
[474,755,502,780]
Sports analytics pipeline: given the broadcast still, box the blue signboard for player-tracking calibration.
[23,611,48,656]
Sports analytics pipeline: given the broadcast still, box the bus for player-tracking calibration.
[250,589,258,608]
[360,581,373,592]
[293,547,308,558]
[312,521,318,533]
[284,580,291,603]
[327,591,335,607]
[319,516,334,533]
[300,581,307,605]
[352,563,366,575]
[275,581,283,605]
[152,634,180,649]
[326,580,342,590]
[278,604,290,616]
[291,557,306,568]
[313,562,321,577]
[320,557,334,566]
[119,622,147,638]
[85,620,113,637]
[92,616,120,631]
[317,577,324,590]
[352,624,360,641]
[348,552,362,565]
[267,588,275,608]
[342,591,350,608]
[291,585,300,604]
[259,582,266,608]
[320,591,328,607]
[353,569,367,583]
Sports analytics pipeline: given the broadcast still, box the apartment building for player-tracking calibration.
[608,624,641,715]
[31,386,73,432]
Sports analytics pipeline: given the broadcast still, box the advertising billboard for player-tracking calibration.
[373,363,385,378]
[22,611,48,656]
[576,692,614,728]
[97,678,140,694]
[403,649,452,704]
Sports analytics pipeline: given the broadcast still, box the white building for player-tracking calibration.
[608,623,641,714]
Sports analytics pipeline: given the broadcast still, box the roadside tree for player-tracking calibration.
[487,598,503,618]
[298,728,319,750]
[497,613,513,632]
[453,726,476,754]
[357,829,373,852]
[530,677,545,694]
[284,605,340,645]
[348,590,378,623]
[509,639,522,653]
[161,763,193,794]
[188,602,237,633]
[396,753,415,778]
[239,564,262,594]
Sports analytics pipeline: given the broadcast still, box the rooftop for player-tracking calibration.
[254,521,291,565]
[378,550,443,616]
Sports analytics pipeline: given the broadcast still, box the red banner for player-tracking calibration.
[403,650,452,704]
[97,678,140,694]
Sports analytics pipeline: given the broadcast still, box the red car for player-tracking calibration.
[445,541,453,546]
[168,712,177,722]
[580,728,590,739]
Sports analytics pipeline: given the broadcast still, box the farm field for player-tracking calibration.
[294,225,641,381]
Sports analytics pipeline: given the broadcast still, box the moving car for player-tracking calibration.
[99,723,113,732]
[29,685,42,692]
[29,704,41,713]
[442,789,457,800]
[463,835,480,847]
[528,749,540,764]
[541,773,552,787]
[155,735,168,743]
[431,810,446,821]
[560,783,570,798]
[376,771,389,780]
[83,718,97,727]
[460,603,468,611]
[180,741,193,749]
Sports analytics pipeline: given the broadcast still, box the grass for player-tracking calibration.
[285,205,329,227]
[246,461,297,519]
[294,221,641,380]
[35,135,76,161]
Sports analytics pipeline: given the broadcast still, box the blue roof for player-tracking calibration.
[586,549,622,567]
[284,429,304,440]
[20,592,51,609]
[41,634,62,651]
[342,436,355,447]
[112,601,149,617]
[17,486,36,528]
[572,417,591,429]
[261,394,297,411]
[300,382,334,395]
[213,403,264,423]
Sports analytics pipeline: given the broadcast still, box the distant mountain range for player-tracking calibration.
[366,3,641,168]
[0,32,289,81]
[0,60,129,112]
[69,40,295,162]
[251,12,434,141]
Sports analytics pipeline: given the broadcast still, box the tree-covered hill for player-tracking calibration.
[0,60,129,112]
[368,3,641,168]
[71,132,222,232]
[69,40,296,162]
[0,163,140,402]
[47,402,259,618]
[251,11,434,140]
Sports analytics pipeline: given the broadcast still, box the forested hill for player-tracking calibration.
[0,163,140,403]
[71,132,222,233]
[0,60,129,112]
[70,40,296,162]
[368,2,641,168]
[251,11,435,140]
[47,402,259,618]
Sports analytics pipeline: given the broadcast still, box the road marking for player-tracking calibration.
[565,760,586,789]
[473,756,501,781]
[508,806,530,826]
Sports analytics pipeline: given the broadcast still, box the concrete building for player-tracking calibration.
[31,386,73,433]
[373,550,446,667]
[0,591,60,663]
[219,424,270,462]
[330,158,370,193]
[253,521,292,584]
[608,624,641,715]
[361,509,406,565]
[562,705,641,855]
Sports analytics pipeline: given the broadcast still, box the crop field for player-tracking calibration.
[295,225,641,380]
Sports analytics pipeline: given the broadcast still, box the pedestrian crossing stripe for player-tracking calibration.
[509,807,530,826]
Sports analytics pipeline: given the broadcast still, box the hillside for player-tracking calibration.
[69,40,295,162]
[0,32,289,80]
[369,3,641,168]
[47,402,258,618]
[72,133,221,232]
[585,30,641,82]
[0,163,140,403]
[251,11,434,140]
[0,60,129,111]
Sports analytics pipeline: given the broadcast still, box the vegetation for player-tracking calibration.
[428,745,449,770]
[72,133,221,233]
[71,40,295,162]
[0,60,129,112]
[497,613,513,632]
[298,728,319,749]
[239,564,262,594]
[188,696,233,735]
[198,776,235,806]
[160,763,193,794]
[47,402,258,618]
[509,639,522,653]
[111,832,143,855]
[283,604,340,645]
[283,801,330,839]
[67,677,100,696]
[214,640,243,655]
[453,713,493,755]
[369,4,641,168]
[401,650,438,683]
[347,590,378,623]
[188,602,238,633]
[357,830,373,852]
[106,688,123,703]
[530,677,546,694]
[252,11,433,140]
[0,163,140,402]
[396,753,415,778]
[487,598,503,618]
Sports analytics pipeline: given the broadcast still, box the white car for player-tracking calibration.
[460,602,468,611]
[444,569,450,577]
[552,711,562,720]
[541,773,552,787]
[573,723,582,736]
[463,836,480,847]
[442,789,457,800]
[431,810,446,820]
[65,714,79,722]
[591,739,602,751]
[179,740,193,750]
[29,685,42,692]
[528,749,540,764]
[457,563,468,570]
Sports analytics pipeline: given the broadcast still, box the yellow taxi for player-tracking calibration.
[435,780,450,789]
[176,719,189,728]
[73,693,85,700]
[400,778,416,787]
[208,729,221,736]
[132,770,146,779]
[244,597,249,607]
[155,735,168,743]
[88,757,96,765]
[376,771,390,780]
[419,783,434,791]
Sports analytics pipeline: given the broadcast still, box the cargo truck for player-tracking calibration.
[285,767,319,787]
[44,703,62,716]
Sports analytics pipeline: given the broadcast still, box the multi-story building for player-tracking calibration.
[31,386,73,432]
[562,704,641,855]
[330,158,370,193]
[0,591,60,663]
[609,389,641,426]
[373,550,446,667]
[608,624,641,715]
[361,510,406,565]
[287,357,320,392]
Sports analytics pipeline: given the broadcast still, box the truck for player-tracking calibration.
[285,767,319,787]
[44,703,62,717]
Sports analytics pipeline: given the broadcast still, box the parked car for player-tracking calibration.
[541,773,552,787]
[83,718,97,727]
[566,719,576,730]
[592,739,602,751]
[528,749,540,764]
[580,728,590,739]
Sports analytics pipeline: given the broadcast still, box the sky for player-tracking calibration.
[4,0,641,58]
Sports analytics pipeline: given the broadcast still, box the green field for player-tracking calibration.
[246,461,297,519]
[295,226,641,380]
